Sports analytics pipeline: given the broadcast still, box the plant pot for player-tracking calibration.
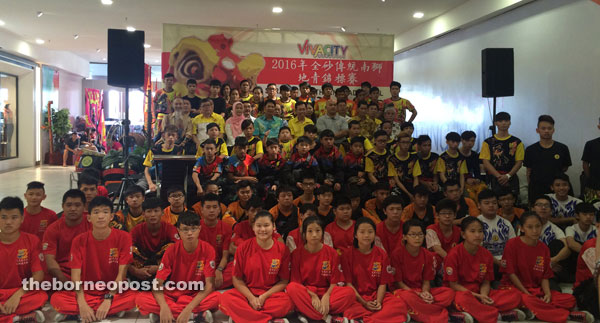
[44,151,69,165]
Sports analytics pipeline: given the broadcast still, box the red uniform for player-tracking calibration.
[0,232,48,322]
[391,245,454,322]
[219,238,293,323]
[198,219,233,288]
[325,221,355,252]
[501,237,575,322]
[22,207,57,241]
[287,244,354,320]
[575,237,596,288]
[231,220,281,247]
[375,221,403,253]
[42,217,91,278]
[426,223,461,272]
[135,240,221,317]
[285,228,333,253]
[50,229,136,316]
[444,243,521,323]
[340,246,409,323]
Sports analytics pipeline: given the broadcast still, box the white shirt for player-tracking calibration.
[536,221,565,245]
[565,223,597,244]
[478,214,516,258]
[546,193,582,218]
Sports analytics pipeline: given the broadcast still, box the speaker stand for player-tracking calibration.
[489,96,497,135]
[117,86,135,210]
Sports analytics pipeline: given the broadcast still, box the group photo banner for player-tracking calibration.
[162,24,394,96]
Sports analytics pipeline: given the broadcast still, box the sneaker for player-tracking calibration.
[297,314,309,323]
[499,309,526,321]
[332,316,349,323]
[449,311,474,323]
[149,313,160,323]
[269,319,289,323]
[228,317,233,323]
[405,313,410,323]
[12,310,45,322]
[349,320,363,323]
[52,313,78,322]
[523,308,535,320]
[116,311,126,318]
[569,311,595,323]
[199,310,213,323]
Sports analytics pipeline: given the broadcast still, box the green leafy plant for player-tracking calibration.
[42,108,72,152]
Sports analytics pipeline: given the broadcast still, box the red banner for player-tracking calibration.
[84,88,106,150]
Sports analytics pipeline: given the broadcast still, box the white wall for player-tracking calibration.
[393,0,600,195]
[59,70,84,117]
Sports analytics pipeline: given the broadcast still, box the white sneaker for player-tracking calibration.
[116,311,126,318]
[149,313,160,323]
[12,310,45,322]
[53,313,65,322]
[202,310,214,323]
[297,314,309,323]
[228,317,233,323]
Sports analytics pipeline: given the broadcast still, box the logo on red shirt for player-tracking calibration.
[269,258,281,275]
[371,261,382,277]
[534,256,545,272]
[479,263,487,279]
[42,243,48,251]
[216,234,222,246]
[195,260,205,276]
[39,220,48,232]
[321,261,332,276]
[108,248,119,264]
[16,249,29,265]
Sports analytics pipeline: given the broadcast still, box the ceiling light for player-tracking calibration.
[382,0,385,2]
[143,43,151,48]
[101,0,113,5]
[36,11,43,18]
[35,38,45,44]
[155,59,161,63]
[340,27,346,32]
[0,20,5,26]
[413,11,424,19]
[73,34,79,39]
[272,7,282,13]
[102,58,107,61]
[126,26,135,32]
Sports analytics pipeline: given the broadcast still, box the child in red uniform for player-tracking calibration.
[230,198,283,255]
[426,199,462,275]
[129,197,179,281]
[287,216,354,322]
[286,204,333,253]
[573,236,599,318]
[0,197,47,323]
[325,197,355,252]
[198,193,233,289]
[51,196,135,322]
[219,211,294,323]
[341,217,409,323]
[375,195,404,253]
[392,219,454,322]
[501,212,592,322]
[444,217,523,323]
[43,189,90,282]
[21,181,57,240]
[135,211,221,323]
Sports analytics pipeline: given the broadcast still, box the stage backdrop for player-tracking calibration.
[162,24,394,97]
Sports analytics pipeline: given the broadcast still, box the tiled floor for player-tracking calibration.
[0,166,590,322]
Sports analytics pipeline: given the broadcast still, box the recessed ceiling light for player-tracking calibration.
[96,48,101,52]
[382,0,385,2]
[35,38,45,44]
[272,27,280,31]
[126,26,135,32]
[143,43,151,48]
[413,11,424,19]
[155,59,161,63]
[272,7,282,13]
[0,20,5,26]
[341,27,346,32]
[101,0,113,5]
[102,58,107,61]
[73,34,79,39]
[36,11,43,18]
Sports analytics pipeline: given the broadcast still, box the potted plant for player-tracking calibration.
[42,107,72,165]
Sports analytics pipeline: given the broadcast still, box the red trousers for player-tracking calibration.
[50,290,136,315]
[219,289,294,323]
[135,290,220,316]
[344,292,409,323]
[0,288,48,323]
[517,287,575,323]
[393,287,454,322]
[286,282,354,320]
[453,290,521,323]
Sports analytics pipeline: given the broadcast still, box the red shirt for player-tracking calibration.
[500,237,552,289]
[22,207,57,240]
[427,223,461,252]
[0,232,43,289]
[341,246,393,298]
[233,238,291,294]
[444,243,494,293]
[69,229,132,295]
[232,220,281,247]
[575,238,596,288]
[325,221,355,251]
[42,217,91,276]
[290,244,343,292]
[376,221,404,253]
[156,240,216,294]
[131,222,179,253]
[391,245,435,289]
[198,219,232,263]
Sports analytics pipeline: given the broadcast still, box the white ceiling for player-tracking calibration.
[0,0,467,64]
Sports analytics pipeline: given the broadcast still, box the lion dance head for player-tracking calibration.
[169,33,265,96]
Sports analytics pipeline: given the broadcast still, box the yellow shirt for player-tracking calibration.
[281,140,295,159]
[288,117,314,138]
[195,137,229,158]
[143,146,174,167]
[240,93,254,102]
[277,98,296,120]
[192,113,226,142]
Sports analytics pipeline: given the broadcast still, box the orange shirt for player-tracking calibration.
[222,201,249,226]
[401,204,437,222]
[161,206,187,226]
[293,196,315,207]
[191,202,227,219]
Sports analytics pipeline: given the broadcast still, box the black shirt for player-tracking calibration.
[582,137,600,189]
[210,97,226,115]
[66,136,80,150]
[183,95,202,111]
[524,141,571,189]
[461,150,483,180]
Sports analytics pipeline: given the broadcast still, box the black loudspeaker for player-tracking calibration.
[107,29,145,88]
[482,48,514,97]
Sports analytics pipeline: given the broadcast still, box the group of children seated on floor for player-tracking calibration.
[1,174,599,323]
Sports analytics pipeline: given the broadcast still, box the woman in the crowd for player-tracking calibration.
[225,101,246,146]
